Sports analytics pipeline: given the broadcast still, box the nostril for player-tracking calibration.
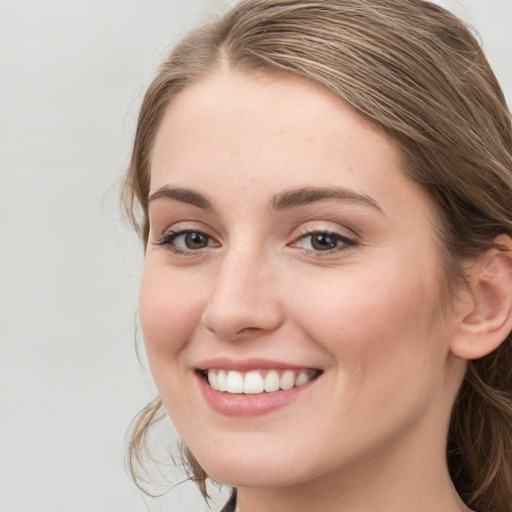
[236,326,259,335]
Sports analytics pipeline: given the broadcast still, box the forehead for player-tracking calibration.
[149,69,429,220]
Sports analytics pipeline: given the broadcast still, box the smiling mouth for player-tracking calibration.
[200,368,322,395]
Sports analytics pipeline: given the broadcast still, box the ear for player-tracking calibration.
[450,235,512,360]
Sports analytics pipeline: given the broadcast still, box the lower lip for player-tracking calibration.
[197,372,318,417]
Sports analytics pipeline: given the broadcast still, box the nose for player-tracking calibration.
[200,247,283,341]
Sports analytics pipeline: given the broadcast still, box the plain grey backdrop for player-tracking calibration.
[0,1,510,511]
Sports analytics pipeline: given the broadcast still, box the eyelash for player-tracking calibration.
[153,227,358,257]
[154,228,218,256]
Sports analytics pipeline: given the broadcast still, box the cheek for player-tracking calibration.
[139,264,204,364]
[138,264,212,423]
[289,257,447,384]
[285,265,450,461]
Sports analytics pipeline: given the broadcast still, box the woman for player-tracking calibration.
[123,1,512,511]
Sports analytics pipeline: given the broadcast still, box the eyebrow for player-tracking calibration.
[147,185,383,215]
[148,186,214,210]
[270,187,383,214]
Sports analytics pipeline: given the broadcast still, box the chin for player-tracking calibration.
[205,462,306,489]
[185,434,321,489]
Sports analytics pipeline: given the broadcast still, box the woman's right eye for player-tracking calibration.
[155,230,218,254]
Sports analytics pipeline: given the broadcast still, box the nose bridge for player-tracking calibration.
[201,238,281,340]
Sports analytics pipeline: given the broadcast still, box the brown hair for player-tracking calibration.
[123,1,512,510]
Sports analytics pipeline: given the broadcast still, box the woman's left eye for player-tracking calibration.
[292,231,356,253]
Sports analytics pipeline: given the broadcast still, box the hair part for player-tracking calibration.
[123,1,512,510]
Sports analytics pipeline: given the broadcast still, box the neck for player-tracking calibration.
[237,482,470,512]
[236,424,470,512]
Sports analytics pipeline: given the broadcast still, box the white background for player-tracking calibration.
[0,1,510,511]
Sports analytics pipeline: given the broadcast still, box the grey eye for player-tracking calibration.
[309,233,339,251]
[292,230,355,253]
[175,232,210,250]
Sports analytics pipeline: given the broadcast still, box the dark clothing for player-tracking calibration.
[220,489,237,512]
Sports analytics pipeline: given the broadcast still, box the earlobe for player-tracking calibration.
[450,236,512,360]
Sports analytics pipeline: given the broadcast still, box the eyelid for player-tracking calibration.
[152,220,215,241]
[293,221,358,238]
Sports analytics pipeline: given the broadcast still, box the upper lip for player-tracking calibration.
[196,357,321,372]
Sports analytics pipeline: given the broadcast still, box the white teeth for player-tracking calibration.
[226,371,244,393]
[280,370,295,390]
[217,370,227,392]
[208,370,218,390]
[295,371,310,387]
[206,368,317,394]
[243,371,265,394]
[264,370,280,392]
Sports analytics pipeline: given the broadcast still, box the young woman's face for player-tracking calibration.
[140,70,466,489]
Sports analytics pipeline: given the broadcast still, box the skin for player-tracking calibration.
[140,69,473,512]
